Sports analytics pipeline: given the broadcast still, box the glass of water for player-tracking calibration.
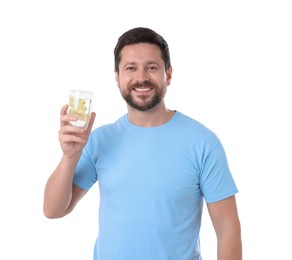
[68,90,93,129]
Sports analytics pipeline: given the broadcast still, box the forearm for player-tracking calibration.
[217,230,242,260]
[43,155,79,218]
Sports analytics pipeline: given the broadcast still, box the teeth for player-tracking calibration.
[135,88,151,92]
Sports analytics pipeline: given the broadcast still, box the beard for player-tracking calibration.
[120,80,166,111]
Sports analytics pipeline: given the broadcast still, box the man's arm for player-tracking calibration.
[43,156,87,218]
[43,105,95,218]
[207,195,242,260]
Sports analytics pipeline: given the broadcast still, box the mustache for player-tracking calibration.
[130,81,157,89]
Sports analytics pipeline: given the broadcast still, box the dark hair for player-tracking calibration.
[114,27,171,73]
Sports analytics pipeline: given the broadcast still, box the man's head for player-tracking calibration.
[114,27,172,112]
[114,27,171,74]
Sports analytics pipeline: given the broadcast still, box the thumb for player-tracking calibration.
[86,112,96,133]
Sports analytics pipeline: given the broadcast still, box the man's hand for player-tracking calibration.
[58,104,96,159]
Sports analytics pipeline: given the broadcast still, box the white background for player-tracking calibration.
[1,0,291,259]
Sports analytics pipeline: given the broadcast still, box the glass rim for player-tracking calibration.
[69,89,93,95]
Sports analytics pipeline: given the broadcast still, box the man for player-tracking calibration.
[44,27,242,260]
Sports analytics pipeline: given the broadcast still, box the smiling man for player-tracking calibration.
[44,27,242,260]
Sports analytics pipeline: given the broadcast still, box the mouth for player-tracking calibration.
[133,87,153,92]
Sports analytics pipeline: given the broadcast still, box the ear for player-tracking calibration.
[166,67,172,86]
[114,69,120,88]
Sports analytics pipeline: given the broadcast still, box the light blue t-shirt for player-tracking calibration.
[73,111,238,260]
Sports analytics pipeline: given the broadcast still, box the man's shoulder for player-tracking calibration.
[174,111,220,143]
[175,111,211,131]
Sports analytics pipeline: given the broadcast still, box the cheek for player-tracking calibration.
[118,75,133,89]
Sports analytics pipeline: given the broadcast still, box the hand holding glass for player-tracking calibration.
[68,90,93,129]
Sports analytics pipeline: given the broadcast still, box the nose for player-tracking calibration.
[134,68,149,83]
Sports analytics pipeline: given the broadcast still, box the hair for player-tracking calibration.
[114,27,171,73]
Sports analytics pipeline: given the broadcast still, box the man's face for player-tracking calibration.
[115,43,172,111]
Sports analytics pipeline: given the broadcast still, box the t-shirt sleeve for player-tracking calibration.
[73,144,98,191]
[200,140,238,203]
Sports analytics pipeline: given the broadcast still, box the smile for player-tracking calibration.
[134,88,152,92]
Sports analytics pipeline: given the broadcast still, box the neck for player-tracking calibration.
[127,102,175,127]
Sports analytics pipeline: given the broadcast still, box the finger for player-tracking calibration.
[86,112,96,134]
[60,104,70,126]
[59,124,85,135]
[60,104,69,116]
[60,105,79,127]
[60,134,87,145]
[60,114,79,126]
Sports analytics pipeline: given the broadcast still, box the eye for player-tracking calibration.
[147,65,158,71]
[125,66,136,72]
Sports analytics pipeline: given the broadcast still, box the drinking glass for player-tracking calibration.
[68,90,93,129]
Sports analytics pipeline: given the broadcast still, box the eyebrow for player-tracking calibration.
[122,61,161,68]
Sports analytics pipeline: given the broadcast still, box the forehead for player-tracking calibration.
[120,43,163,64]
